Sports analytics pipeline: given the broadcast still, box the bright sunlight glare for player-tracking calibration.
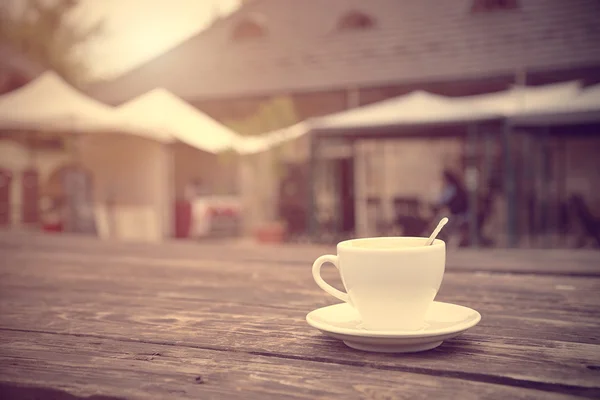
[74,0,241,80]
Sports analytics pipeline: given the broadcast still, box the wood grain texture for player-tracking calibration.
[3,250,600,327]
[2,297,599,394]
[1,251,600,394]
[1,232,600,398]
[1,331,587,400]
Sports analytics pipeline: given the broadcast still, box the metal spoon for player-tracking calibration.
[425,217,449,246]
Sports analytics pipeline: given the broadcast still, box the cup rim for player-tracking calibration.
[337,236,445,252]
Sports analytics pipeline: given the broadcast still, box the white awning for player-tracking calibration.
[0,71,121,132]
[311,91,500,134]
[116,88,242,153]
[236,87,531,151]
[455,80,582,116]
[300,81,588,135]
[506,83,600,126]
[226,81,596,153]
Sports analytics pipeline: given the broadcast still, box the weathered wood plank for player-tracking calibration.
[2,232,600,397]
[0,330,594,400]
[1,230,599,276]
[2,282,597,346]
[1,286,600,390]
[3,251,599,324]
[2,251,599,336]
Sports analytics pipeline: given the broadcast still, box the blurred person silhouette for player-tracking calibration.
[434,168,469,245]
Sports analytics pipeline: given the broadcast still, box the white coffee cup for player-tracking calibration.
[312,237,446,331]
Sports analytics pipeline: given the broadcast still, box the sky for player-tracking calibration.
[74,0,241,80]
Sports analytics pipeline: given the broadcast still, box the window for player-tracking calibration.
[231,13,267,41]
[471,0,519,12]
[337,11,375,31]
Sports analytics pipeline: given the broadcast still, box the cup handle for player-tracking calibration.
[312,255,349,303]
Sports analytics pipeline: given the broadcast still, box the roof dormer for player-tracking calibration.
[231,13,267,41]
[337,10,375,32]
[471,0,520,13]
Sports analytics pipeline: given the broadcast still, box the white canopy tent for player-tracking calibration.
[507,83,600,126]
[0,73,183,243]
[308,90,502,135]
[455,80,582,116]
[116,88,250,241]
[116,88,242,153]
[232,80,590,155]
[234,91,503,155]
[0,71,121,133]
[303,81,584,136]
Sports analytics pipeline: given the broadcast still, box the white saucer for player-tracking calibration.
[306,301,481,353]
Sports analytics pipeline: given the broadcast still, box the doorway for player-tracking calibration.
[279,162,308,236]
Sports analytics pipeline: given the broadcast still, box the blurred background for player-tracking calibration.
[1,0,599,249]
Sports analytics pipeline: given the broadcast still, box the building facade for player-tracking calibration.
[87,0,600,245]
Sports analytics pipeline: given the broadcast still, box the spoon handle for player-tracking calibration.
[425,217,449,246]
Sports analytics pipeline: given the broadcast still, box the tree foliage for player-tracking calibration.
[223,96,299,137]
[0,0,103,86]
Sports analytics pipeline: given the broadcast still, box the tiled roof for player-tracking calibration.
[87,0,600,104]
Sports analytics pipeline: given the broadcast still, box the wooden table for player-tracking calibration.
[1,231,599,399]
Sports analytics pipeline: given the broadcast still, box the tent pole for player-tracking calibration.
[167,143,176,239]
[558,135,567,247]
[535,127,543,248]
[335,143,342,237]
[467,124,479,248]
[503,122,517,248]
[483,127,494,244]
[483,127,493,187]
[352,139,359,238]
[381,139,388,237]
[522,131,533,247]
[540,126,551,248]
[307,131,317,242]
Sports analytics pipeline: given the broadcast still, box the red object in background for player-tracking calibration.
[42,222,63,233]
[0,168,12,226]
[174,200,192,238]
[254,222,287,244]
[207,206,239,218]
[21,168,39,224]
